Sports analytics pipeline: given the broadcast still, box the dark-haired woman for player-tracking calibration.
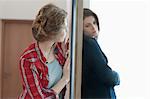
[82,8,120,99]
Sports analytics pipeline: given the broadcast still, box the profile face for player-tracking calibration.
[58,28,67,42]
[57,19,68,42]
[83,16,99,38]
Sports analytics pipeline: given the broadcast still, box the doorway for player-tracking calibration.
[1,20,34,98]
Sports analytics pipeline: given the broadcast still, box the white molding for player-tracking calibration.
[83,0,90,8]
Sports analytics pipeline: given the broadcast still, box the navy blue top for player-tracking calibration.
[81,35,120,99]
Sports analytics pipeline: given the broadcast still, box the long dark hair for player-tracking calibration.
[83,8,100,31]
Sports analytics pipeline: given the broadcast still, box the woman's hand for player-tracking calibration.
[51,57,70,95]
[62,57,70,83]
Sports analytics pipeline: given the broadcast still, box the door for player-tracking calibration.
[1,20,34,98]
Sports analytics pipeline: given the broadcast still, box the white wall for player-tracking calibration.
[0,0,89,20]
[0,0,67,20]
[90,0,150,99]
[83,0,90,8]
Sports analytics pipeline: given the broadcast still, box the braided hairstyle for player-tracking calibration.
[32,3,67,42]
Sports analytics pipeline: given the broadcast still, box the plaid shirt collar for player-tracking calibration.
[21,41,67,66]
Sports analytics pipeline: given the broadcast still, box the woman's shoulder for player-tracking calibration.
[20,42,38,59]
[83,35,98,47]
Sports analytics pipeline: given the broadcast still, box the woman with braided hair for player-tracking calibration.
[19,3,70,99]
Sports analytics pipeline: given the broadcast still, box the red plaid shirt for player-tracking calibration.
[19,42,69,99]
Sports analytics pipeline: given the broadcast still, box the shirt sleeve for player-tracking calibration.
[84,38,120,86]
[19,58,58,99]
